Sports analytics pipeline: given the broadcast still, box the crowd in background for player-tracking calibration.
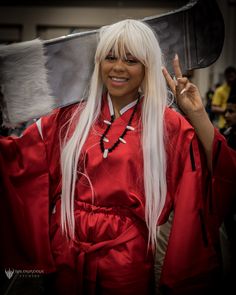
[205,66,236,145]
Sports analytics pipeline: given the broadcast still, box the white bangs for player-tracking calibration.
[95,20,157,67]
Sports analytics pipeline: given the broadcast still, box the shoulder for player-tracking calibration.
[38,101,84,140]
[43,101,84,128]
[43,102,80,124]
[213,84,229,98]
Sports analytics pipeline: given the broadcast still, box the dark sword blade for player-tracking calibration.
[0,0,224,125]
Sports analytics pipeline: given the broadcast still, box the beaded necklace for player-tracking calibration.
[100,94,140,158]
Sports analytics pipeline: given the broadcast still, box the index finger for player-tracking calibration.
[173,54,183,79]
[162,66,176,95]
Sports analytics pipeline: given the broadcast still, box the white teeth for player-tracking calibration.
[111,77,128,82]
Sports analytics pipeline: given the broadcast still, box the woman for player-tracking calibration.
[0,19,235,295]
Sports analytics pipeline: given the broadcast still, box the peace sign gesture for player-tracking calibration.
[162,54,205,118]
[162,54,214,170]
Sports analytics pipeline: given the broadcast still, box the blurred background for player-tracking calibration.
[0,0,235,104]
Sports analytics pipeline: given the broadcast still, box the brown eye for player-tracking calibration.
[105,55,117,62]
[125,58,138,64]
[124,54,139,64]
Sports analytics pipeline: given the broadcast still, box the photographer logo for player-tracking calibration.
[5,269,14,279]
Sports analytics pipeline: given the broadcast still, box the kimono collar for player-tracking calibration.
[107,93,140,117]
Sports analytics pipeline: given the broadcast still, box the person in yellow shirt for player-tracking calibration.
[212,66,236,131]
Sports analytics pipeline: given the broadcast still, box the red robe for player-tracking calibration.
[0,96,235,295]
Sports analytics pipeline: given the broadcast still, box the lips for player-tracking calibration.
[110,76,129,82]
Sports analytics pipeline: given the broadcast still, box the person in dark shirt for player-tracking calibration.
[224,82,236,150]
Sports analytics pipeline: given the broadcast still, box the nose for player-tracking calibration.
[113,58,125,72]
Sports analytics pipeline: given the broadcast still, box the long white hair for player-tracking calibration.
[60,19,168,248]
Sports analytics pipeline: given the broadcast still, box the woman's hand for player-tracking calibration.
[162,54,205,117]
[162,54,214,171]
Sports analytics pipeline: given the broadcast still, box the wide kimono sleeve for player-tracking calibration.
[158,107,236,294]
[162,107,236,229]
[0,106,73,272]
[208,128,236,242]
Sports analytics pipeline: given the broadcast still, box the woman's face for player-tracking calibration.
[225,103,236,127]
[100,51,145,103]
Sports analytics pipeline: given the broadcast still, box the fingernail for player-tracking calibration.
[174,53,178,60]
[180,88,186,95]
[173,76,178,86]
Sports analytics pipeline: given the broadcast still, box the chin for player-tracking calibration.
[108,90,126,98]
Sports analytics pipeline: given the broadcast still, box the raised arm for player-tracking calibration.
[162,54,214,171]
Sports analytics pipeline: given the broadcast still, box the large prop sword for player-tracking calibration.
[0,0,224,127]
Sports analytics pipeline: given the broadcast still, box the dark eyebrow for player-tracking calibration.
[125,53,135,57]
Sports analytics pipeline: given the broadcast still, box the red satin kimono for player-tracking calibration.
[0,96,235,295]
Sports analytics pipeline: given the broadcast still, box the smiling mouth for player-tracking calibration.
[110,76,129,82]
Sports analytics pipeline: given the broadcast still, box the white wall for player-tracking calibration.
[0,6,170,41]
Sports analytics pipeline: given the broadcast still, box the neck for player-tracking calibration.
[110,92,139,118]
